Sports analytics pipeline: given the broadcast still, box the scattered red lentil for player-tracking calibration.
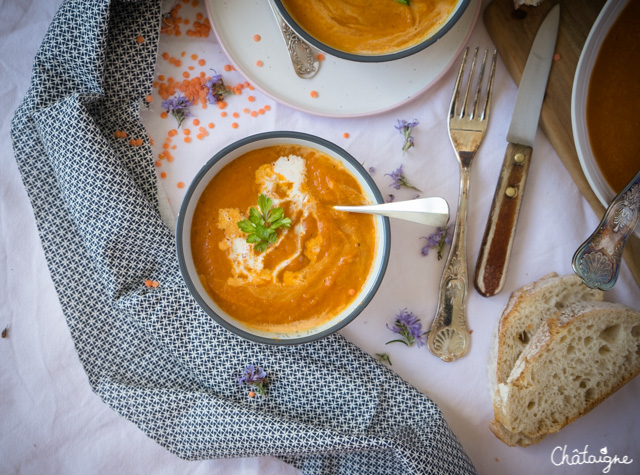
[553,53,561,61]
[183,128,191,135]
[248,95,256,102]
[192,118,200,126]
[343,132,350,138]
[160,111,168,119]
[145,94,154,103]
[250,111,258,118]
[191,53,198,61]
[207,122,214,129]
[231,122,239,129]
[184,136,192,143]
[232,112,240,118]
[253,34,261,42]
[256,60,264,67]
[221,111,227,117]
[144,279,153,287]
[224,64,235,72]
[310,90,319,98]
[136,35,145,44]
[317,53,325,61]
[248,391,256,398]
[160,171,167,179]
[168,129,178,137]
[177,181,185,189]
[198,59,206,66]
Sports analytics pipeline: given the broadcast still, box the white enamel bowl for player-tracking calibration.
[176,131,391,345]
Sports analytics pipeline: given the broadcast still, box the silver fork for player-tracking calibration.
[427,47,497,362]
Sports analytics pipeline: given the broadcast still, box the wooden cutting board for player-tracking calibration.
[484,0,640,290]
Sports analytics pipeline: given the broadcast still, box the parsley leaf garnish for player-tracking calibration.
[395,0,410,5]
[237,194,292,252]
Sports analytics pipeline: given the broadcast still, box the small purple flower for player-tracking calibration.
[387,194,396,203]
[237,364,268,396]
[385,164,422,192]
[421,224,454,260]
[368,166,376,174]
[162,94,193,128]
[395,119,419,154]
[386,308,427,347]
[205,72,229,105]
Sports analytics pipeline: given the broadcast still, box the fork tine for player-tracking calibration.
[479,49,498,121]
[459,47,479,119]
[469,49,488,120]
[450,47,469,120]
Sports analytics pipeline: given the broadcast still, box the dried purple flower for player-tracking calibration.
[387,194,395,203]
[395,119,419,154]
[386,308,427,347]
[368,166,376,174]
[161,94,193,128]
[237,364,268,396]
[421,224,454,260]
[205,72,230,104]
[385,164,422,192]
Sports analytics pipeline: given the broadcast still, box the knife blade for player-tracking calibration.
[474,4,560,297]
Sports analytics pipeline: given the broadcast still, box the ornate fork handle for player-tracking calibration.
[572,169,640,290]
[267,0,319,79]
[428,158,472,362]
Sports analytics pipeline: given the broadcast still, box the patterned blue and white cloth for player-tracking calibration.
[11,1,475,473]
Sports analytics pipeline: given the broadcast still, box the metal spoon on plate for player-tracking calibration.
[266,0,320,79]
[335,197,450,227]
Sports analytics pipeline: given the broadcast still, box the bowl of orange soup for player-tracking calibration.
[272,0,470,62]
[572,0,640,237]
[177,132,391,344]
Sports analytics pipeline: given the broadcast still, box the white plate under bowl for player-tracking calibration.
[205,0,480,117]
[571,0,639,237]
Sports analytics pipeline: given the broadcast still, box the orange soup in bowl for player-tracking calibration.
[190,144,378,334]
[279,0,460,56]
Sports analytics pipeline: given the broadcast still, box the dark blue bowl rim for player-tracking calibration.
[176,131,391,345]
[272,0,471,63]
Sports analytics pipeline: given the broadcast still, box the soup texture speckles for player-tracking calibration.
[190,144,378,334]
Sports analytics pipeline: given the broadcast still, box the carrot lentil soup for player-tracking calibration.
[190,144,377,334]
[586,0,640,193]
[280,0,459,56]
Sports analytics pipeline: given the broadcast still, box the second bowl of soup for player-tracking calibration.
[273,0,470,62]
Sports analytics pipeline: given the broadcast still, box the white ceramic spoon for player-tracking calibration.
[334,197,449,227]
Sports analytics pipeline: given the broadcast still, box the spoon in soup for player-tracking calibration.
[334,197,449,227]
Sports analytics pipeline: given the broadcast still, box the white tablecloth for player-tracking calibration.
[2,0,638,474]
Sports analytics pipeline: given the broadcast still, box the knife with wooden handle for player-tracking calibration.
[474,4,560,297]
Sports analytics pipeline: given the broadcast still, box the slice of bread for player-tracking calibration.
[488,273,603,403]
[490,300,640,446]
